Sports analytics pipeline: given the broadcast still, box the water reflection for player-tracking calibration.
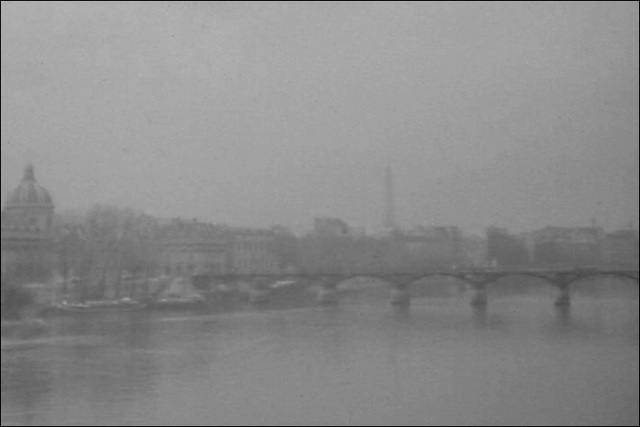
[391,304,412,321]
[471,305,488,327]
[554,305,573,329]
[2,293,638,426]
[1,356,52,426]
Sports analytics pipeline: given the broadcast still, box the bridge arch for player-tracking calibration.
[406,273,480,288]
[329,273,486,290]
[563,272,639,287]
[480,273,560,288]
[330,275,394,289]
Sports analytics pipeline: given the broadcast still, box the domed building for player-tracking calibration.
[1,165,56,284]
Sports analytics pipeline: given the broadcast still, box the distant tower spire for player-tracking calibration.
[383,166,396,232]
[625,162,637,230]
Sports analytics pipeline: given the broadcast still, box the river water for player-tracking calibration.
[1,286,639,426]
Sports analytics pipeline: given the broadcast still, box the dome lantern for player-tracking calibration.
[5,164,54,209]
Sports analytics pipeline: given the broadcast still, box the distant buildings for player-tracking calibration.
[601,229,639,266]
[460,234,487,267]
[485,227,530,267]
[298,220,383,275]
[159,220,228,277]
[1,163,637,299]
[398,226,466,270]
[531,226,603,267]
[118,217,640,282]
[525,226,638,267]
[298,220,471,274]
[1,165,56,285]
[228,228,281,274]
[313,217,352,238]
[158,220,281,278]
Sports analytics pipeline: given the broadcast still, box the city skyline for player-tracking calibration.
[1,5,639,427]
[1,162,637,237]
[2,1,639,234]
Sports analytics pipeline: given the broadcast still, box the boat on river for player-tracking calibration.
[147,277,207,311]
[55,298,146,314]
[148,294,206,310]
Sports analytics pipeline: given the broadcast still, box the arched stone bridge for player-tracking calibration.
[201,267,639,308]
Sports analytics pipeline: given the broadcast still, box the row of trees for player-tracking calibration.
[1,280,33,321]
[486,227,530,267]
[55,205,160,300]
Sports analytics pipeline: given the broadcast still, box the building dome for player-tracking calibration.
[6,165,54,209]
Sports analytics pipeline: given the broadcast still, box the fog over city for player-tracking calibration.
[2,1,638,233]
[2,3,640,427]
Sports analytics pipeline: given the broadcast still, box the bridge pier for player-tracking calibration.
[555,283,571,308]
[317,279,340,305]
[390,281,411,306]
[472,304,488,327]
[470,282,488,308]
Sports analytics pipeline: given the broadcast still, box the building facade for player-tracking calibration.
[228,229,281,275]
[601,229,639,266]
[159,220,281,278]
[532,226,603,267]
[1,165,56,286]
[159,220,228,278]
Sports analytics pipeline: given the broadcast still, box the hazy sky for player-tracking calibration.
[2,1,638,233]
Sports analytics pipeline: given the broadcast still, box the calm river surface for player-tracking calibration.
[2,286,639,426]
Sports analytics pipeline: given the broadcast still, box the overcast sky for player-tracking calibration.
[2,1,638,233]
